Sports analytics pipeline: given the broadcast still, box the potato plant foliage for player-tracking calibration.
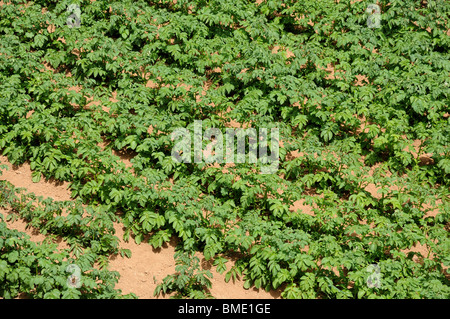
[0,0,449,298]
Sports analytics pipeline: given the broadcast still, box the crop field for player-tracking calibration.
[0,0,449,299]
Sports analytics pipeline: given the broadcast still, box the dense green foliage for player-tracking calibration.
[0,179,126,257]
[0,0,449,298]
[0,166,135,298]
[0,212,134,298]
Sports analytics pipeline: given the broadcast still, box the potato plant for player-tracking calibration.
[0,0,449,298]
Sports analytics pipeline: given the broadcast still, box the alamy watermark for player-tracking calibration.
[171,120,279,174]
[66,263,82,288]
[67,4,81,28]
[366,264,382,288]
[366,4,381,29]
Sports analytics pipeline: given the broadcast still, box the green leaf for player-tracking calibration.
[7,251,19,263]
[31,171,41,183]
